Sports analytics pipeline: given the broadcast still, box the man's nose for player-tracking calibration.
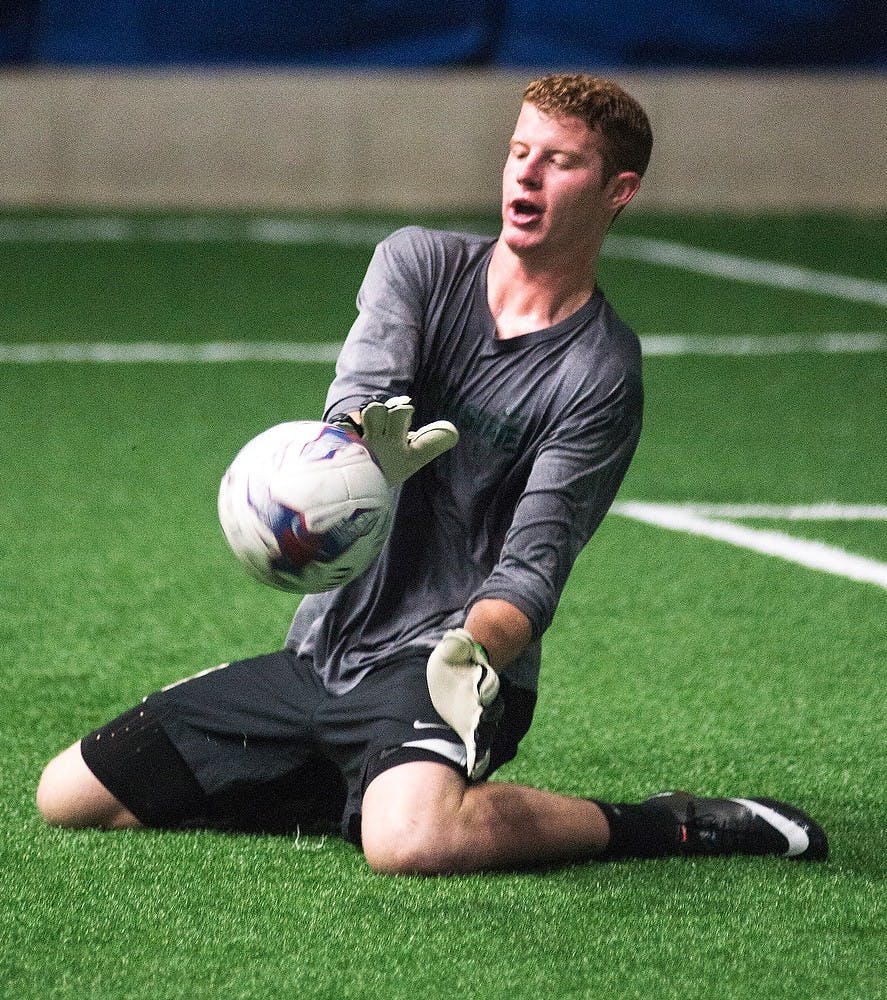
[517,156,542,188]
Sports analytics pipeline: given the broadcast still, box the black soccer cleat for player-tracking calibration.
[646,791,828,861]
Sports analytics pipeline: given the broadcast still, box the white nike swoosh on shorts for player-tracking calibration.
[401,738,467,769]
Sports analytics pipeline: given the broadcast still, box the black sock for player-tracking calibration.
[593,800,683,860]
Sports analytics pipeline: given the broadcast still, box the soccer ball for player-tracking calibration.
[218,421,392,593]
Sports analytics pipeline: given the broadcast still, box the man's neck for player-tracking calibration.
[487,238,598,340]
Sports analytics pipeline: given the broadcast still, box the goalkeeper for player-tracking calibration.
[36,73,827,871]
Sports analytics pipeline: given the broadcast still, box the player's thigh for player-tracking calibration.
[360,758,467,872]
[347,662,537,794]
[342,661,536,852]
[37,741,141,829]
[145,650,323,786]
[75,651,327,832]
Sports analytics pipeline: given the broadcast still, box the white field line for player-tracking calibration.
[1,215,886,308]
[640,332,887,355]
[612,502,887,590]
[1,332,886,364]
[604,235,887,308]
[0,341,342,363]
[649,503,887,521]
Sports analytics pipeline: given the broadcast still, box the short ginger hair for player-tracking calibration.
[523,74,653,180]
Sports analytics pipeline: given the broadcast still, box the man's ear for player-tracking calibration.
[609,171,642,212]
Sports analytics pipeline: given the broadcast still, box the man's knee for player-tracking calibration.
[36,742,141,830]
[360,760,467,876]
[362,815,450,876]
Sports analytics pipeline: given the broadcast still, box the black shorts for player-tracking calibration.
[81,650,536,845]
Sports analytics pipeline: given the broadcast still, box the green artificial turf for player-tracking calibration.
[1,211,885,999]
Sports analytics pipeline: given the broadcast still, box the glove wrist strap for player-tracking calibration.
[326,412,364,437]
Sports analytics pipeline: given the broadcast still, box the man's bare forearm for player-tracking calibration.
[464,598,532,672]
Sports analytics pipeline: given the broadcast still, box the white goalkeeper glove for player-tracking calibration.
[358,396,458,486]
[427,628,502,780]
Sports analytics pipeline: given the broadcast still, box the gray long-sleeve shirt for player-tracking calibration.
[286,226,642,694]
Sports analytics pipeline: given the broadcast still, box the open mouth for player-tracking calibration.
[508,198,544,225]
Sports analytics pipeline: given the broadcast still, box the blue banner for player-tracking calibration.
[2,0,884,68]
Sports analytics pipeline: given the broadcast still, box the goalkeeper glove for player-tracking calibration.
[332,396,458,486]
[427,628,502,780]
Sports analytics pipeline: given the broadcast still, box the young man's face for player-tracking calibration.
[500,102,636,259]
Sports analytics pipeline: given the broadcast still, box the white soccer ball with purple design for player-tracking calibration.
[218,421,392,593]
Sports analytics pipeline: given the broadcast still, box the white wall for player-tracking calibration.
[1,69,884,212]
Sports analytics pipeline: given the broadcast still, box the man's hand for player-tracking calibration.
[427,628,502,780]
[359,396,458,486]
